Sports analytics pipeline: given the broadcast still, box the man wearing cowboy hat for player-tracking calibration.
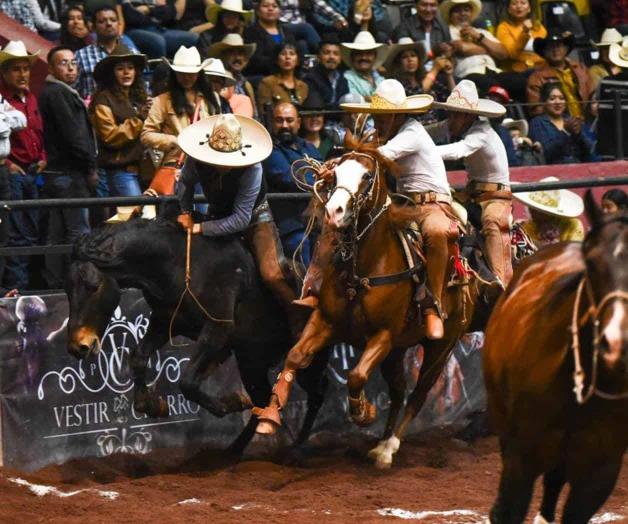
[526,30,592,118]
[176,113,305,338]
[342,31,387,100]
[0,41,46,291]
[429,79,513,287]
[590,28,624,91]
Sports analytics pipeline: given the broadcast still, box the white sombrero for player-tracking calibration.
[594,28,623,47]
[206,33,256,60]
[167,45,210,73]
[106,205,157,223]
[433,79,506,117]
[609,37,628,69]
[340,78,433,114]
[203,58,236,86]
[502,118,528,137]
[440,0,482,25]
[382,37,426,72]
[341,31,388,69]
[205,0,253,26]
[178,114,272,167]
[0,40,39,67]
[513,177,584,218]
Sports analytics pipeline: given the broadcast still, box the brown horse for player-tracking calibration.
[483,192,627,523]
[254,144,488,467]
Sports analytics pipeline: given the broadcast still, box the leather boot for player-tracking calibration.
[424,308,444,340]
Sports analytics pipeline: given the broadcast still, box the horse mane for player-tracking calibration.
[344,134,400,178]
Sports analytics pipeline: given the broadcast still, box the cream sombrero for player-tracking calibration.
[513,177,584,218]
[341,31,388,69]
[0,40,39,67]
[203,58,236,86]
[432,79,506,117]
[609,37,628,69]
[383,37,426,72]
[168,45,210,73]
[178,114,272,167]
[502,118,529,138]
[440,0,482,25]
[205,0,253,26]
[594,28,623,47]
[206,33,256,60]
[341,79,433,114]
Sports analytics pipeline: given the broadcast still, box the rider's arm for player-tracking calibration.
[177,159,198,214]
[377,126,421,163]
[436,127,485,161]
[200,163,262,236]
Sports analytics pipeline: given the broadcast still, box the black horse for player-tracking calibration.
[65,218,328,453]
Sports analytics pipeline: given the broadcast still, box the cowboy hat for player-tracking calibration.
[439,0,482,25]
[203,58,236,86]
[341,31,388,69]
[432,79,506,117]
[502,118,528,137]
[513,177,584,218]
[382,37,426,72]
[178,114,272,167]
[609,37,628,69]
[106,205,157,223]
[205,0,253,26]
[533,30,575,57]
[206,33,256,60]
[341,78,433,114]
[594,28,623,47]
[0,40,39,67]
[93,44,147,85]
[167,46,210,73]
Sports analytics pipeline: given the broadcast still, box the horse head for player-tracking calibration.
[65,260,121,359]
[582,190,627,374]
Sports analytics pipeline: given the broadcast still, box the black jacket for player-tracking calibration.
[38,75,97,173]
[243,22,296,76]
[597,71,628,159]
[302,65,349,109]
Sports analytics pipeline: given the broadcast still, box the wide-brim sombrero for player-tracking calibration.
[609,38,628,69]
[432,98,505,117]
[382,38,426,72]
[207,40,256,61]
[440,0,482,25]
[502,118,529,137]
[94,51,147,84]
[513,177,584,218]
[177,114,272,167]
[341,93,433,113]
[0,41,39,68]
[341,31,388,69]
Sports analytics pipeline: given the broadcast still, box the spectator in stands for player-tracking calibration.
[302,34,349,111]
[206,34,258,117]
[39,46,97,289]
[312,0,393,43]
[75,6,141,100]
[597,38,628,159]
[60,6,93,52]
[590,28,624,91]
[442,0,508,94]
[342,31,387,100]
[529,83,592,164]
[277,0,326,54]
[384,37,454,124]
[0,0,61,40]
[604,0,628,35]
[120,0,199,59]
[263,102,321,264]
[484,87,520,166]
[0,41,46,291]
[496,0,546,73]
[199,0,253,52]
[328,92,372,146]
[141,46,220,171]
[601,188,628,214]
[257,41,308,115]
[502,117,544,166]
[89,45,149,198]
[526,31,592,118]
[243,0,299,77]
[300,91,334,160]
[203,58,235,114]
[173,0,215,34]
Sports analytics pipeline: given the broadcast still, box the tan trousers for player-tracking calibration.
[479,198,513,286]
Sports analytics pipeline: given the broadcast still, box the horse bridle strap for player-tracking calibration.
[571,276,628,404]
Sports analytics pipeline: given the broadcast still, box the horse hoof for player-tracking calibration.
[252,405,281,435]
[374,458,392,470]
[367,440,387,461]
[256,420,278,435]
[350,402,376,427]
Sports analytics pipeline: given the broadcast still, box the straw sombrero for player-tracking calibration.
[93,44,147,85]
[0,40,39,67]
[167,45,210,73]
[206,33,256,60]
[609,37,628,69]
[341,79,433,114]
[432,79,506,117]
[205,0,253,26]
[178,114,272,167]
[440,0,482,25]
[382,37,426,72]
[513,177,584,218]
[502,118,528,138]
[341,31,388,69]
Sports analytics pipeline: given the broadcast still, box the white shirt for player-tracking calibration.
[378,118,451,195]
[449,26,501,78]
[432,119,510,185]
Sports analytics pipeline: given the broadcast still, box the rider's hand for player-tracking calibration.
[177,213,194,231]
[192,223,202,235]
[8,163,25,176]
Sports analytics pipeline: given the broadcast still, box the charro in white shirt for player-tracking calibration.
[378,118,451,196]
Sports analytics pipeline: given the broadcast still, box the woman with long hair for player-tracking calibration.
[89,45,149,197]
[496,0,546,72]
[59,6,93,51]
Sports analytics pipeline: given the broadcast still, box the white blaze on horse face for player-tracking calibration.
[325,159,368,229]
[602,300,626,367]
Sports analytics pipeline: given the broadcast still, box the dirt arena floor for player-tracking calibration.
[0,433,625,524]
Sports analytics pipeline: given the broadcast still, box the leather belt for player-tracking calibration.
[467,181,510,192]
[405,191,452,205]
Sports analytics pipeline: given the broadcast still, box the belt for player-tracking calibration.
[405,191,452,205]
[467,181,510,192]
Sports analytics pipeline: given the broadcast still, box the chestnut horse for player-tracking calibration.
[483,192,627,523]
[254,145,488,467]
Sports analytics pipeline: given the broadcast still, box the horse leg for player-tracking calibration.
[347,329,393,427]
[534,465,565,524]
[560,458,622,524]
[368,349,406,469]
[254,309,334,435]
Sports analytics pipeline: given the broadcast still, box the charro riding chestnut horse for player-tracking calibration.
[254,143,491,467]
[65,218,329,454]
[484,192,627,524]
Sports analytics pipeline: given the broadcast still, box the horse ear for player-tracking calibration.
[583,190,603,229]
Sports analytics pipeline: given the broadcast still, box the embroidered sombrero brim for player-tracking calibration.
[513,183,584,218]
[432,98,506,117]
[178,115,272,167]
[341,93,433,114]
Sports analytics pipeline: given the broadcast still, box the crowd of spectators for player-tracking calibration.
[0,0,627,294]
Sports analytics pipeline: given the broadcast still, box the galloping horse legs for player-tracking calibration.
[347,329,393,427]
[255,309,334,435]
[537,465,565,523]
